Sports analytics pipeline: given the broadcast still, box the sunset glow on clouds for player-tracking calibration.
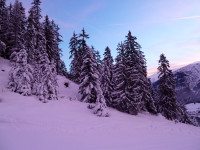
[7,0,200,75]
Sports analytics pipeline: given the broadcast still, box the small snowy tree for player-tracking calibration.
[79,46,109,117]
[33,53,58,103]
[8,49,33,96]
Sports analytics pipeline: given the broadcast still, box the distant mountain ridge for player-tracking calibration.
[150,62,200,104]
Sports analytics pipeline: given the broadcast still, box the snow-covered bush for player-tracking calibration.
[8,49,33,96]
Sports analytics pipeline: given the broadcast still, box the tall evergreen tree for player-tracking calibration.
[51,20,66,75]
[26,0,46,64]
[43,15,54,61]
[69,31,79,82]
[112,31,157,115]
[157,54,179,120]
[69,28,89,83]
[0,0,9,58]
[123,31,144,114]
[7,0,26,57]
[79,46,108,117]
[112,42,128,112]
[101,46,113,107]
[43,16,66,75]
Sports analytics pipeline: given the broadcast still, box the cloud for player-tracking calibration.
[175,16,200,20]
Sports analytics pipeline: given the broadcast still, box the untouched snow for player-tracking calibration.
[0,57,200,150]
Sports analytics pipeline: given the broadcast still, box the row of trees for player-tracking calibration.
[0,0,66,102]
[69,29,197,124]
[0,0,197,123]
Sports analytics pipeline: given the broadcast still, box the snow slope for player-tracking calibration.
[0,57,200,150]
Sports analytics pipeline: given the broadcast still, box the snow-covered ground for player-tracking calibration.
[0,57,200,150]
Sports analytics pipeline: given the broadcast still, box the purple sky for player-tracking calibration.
[7,0,200,75]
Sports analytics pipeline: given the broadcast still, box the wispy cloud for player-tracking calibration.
[175,16,200,20]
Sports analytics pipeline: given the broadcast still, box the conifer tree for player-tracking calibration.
[43,16,66,75]
[0,0,9,58]
[69,31,79,82]
[69,28,89,83]
[112,31,157,115]
[112,42,128,112]
[123,31,144,114]
[7,0,26,56]
[26,0,46,65]
[157,54,196,125]
[157,54,179,120]
[91,46,102,76]
[79,46,108,117]
[33,53,58,103]
[8,49,33,96]
[43,15,54,61]
[50,20,66,75]
[76,28,89,83]
[101,46,113,106]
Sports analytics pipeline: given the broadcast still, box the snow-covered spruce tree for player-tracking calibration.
[157,54,179,120]
[34,53,58,103]
[101,46,114,107]
[76,28,89,83]
[79,46,109,117]
[112,31,157,115]
[26,0,58,102]
[43,18,66,75]
[8,49,33,96]
[91,46,102,75]
[43,15,55,61]
[26,0,46,65]
[51,20,67,76]
[69,31,79,82]
[112,42,128,112]
[158,54,197,125]
[6,0,26,57]
[0,0,10,58]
